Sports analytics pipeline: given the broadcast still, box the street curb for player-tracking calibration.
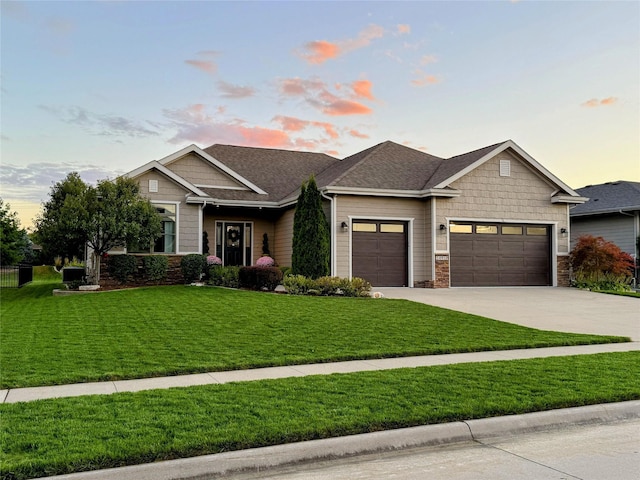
[46,400,640,479]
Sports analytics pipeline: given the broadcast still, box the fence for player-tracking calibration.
[0,265,33,288]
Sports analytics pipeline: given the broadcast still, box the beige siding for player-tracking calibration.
[136,170,201,254]
[274,208,295,267]
[334,195,430,283]
[436,152,570,253]
[166,153,248,189]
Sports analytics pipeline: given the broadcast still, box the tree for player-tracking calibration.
[291,176,330,279]
[85,177,162,283]
[33,172,89,264]
[569,235,635,277]
[34,173,162,283]
[0,199,28,265]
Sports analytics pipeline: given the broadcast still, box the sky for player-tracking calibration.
[1,0,639,230]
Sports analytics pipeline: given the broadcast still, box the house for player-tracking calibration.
[122,139,587,287]
[570,181,640,277]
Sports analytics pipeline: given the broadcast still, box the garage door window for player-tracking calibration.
[353,223,377,232]
[527,226,548,236]
[476,225,498,234]
[450,223,472,233]
[380,224,405,233]
[502,226,523,235]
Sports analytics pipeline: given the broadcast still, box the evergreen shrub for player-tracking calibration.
[143,255,168,282]
[239,266,283,291]
[108,255,138,284]
[181,254,206,283]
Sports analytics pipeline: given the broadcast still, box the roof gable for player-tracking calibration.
[125,161,208,197]
[571,181,640,216]
[429,140,582,199]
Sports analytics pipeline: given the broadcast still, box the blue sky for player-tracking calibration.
[1,0,639,229]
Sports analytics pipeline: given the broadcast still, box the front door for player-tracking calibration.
[224,223,243,266]
[216,222,252,266]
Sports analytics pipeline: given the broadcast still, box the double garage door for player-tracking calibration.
[450,222,551,287]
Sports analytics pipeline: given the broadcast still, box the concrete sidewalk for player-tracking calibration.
[3,341,638,404]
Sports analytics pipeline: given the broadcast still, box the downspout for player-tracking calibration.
[321,191,336,277]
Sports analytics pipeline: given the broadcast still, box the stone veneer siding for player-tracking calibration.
[99,255,186,289]
[557,255,570,287]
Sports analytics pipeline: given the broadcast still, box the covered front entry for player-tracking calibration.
[215,221,253,266]
[449,222,551,287]
[352,220,408,287]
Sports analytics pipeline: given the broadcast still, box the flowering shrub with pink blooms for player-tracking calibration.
[255,256,275,267]
[206,255,222,266]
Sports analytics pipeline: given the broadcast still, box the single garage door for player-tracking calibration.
[352,220,408,287]
[450,222,551,287]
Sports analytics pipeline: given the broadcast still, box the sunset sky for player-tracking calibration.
[1,0,639,229]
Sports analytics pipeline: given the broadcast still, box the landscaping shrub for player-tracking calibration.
[108,255,138,284]
[255,256,275,267]
[143,255,168,283]
[570,235,635,291]
[283,274,316,295]
[208,265,240,288]
[181,254,206,283]
[572,271,633,292]
[239,266,283,291]
[283,274,371,297]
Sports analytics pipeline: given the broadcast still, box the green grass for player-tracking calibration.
[1,352,638,479]
[1,281,629,389]
[595,290,640,298]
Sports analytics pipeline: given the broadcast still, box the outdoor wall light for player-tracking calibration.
[560,227,568,236]
[439,224,446,231]
[341,221,349,231]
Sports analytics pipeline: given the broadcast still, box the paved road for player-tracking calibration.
[224,420,640,480]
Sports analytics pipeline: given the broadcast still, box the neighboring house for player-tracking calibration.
[570,181,640,276]
[122,139,587,288]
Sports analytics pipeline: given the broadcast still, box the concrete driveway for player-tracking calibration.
[375,287,640,341]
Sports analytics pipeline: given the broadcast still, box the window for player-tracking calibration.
[353,223,377,232]
[153,204,176,253]
[476,225,498,234]
[380,224,405,233]
[526,226,548,236]
[450,223,472,234]
[148,179,158,193]
[502,226,523,235]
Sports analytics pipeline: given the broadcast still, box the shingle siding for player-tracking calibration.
[165,153,248,190]
[436,152,569,253]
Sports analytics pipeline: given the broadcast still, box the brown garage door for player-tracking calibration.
[352,220,408,287]
[450,222,551,287]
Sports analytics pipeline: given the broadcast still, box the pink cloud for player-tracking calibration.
[397,24,411,35]
[348,129,369,139]
[411,70,441,87]
[216,80,255,98]
[300,40,340,64]
[352,80,374,100]
[582,97,618,108]
[185,59,217,74]
[298,24,385,64]
[279,77,374,116]
[273,116,339,139]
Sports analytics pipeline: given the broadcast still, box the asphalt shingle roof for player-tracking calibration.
[570,181,640,216]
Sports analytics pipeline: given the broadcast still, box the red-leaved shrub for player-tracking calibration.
[569,235,634,276]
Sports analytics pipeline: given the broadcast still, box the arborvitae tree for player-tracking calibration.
[0,199,28,265]
[291,176,330,278]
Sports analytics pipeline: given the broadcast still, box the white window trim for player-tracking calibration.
[151,200,180,254]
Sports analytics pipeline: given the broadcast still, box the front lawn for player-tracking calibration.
[1,352,638,479]
[0,282,629,389]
